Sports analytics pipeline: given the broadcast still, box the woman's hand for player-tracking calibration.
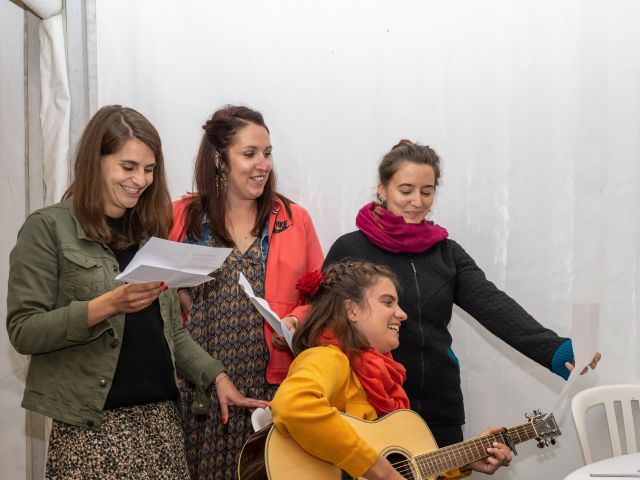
[362,455,405,480]
[177,288,192,323]
[462,427,513,475]
[272,316,298,350]
[214,372,269,425]
[87,281,167,327]
[566,352,602,375]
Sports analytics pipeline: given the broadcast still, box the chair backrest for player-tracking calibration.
[251,407,273,432]
[571,384,640,464]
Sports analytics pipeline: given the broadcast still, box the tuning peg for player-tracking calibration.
[549,438,556,446]
[537,439,545,448]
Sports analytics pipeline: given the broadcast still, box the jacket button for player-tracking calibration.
[198,403,203,409]
[112,264,118,272]
[110,339,119,348]
[86,420,95,427]
[99,378,107,387]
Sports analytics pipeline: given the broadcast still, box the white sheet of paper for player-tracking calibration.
[115,237,232,288]
[238,272,293,349]
[548,303,599,416]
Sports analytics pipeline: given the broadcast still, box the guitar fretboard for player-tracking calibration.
[408,422,536,477]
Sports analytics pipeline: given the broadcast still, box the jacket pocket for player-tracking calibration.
[62,250,105,301]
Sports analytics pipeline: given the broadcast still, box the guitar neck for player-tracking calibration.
[414,422,536,477]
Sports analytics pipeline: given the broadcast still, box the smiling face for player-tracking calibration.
[377,161,436,224]
[100,137,156,218]
[224,123,273,203]
[347,276,407,354]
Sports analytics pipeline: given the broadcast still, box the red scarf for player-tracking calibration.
[355,202,448,254]
[318,331,410,416]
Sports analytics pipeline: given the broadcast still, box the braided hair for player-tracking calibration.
[293,259,400,358]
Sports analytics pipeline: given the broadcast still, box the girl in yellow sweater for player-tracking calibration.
[270,260,512,479]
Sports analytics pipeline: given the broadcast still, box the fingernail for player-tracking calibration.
[164,286,168,290]
[221,416,227,425]
[160,281,165,286]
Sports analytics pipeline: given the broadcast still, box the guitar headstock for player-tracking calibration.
[526,410,562,448]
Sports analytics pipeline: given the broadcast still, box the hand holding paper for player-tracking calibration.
[547,303,600,416]
[115,237,232,288]
[238,272,293,349]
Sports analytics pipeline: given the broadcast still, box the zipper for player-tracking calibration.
[409,255,426,396]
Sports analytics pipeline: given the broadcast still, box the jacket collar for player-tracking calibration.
[63,197,91,241]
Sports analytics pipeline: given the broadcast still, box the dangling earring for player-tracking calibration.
[215,172,228,195]
[214,151,228,195]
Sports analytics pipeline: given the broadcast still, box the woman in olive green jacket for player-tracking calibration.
[6,105,268,479]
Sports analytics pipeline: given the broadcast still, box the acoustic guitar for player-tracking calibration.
[238,409,560,479]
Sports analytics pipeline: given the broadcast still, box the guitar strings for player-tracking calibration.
[383,429,524,478]
[385,421,540,477]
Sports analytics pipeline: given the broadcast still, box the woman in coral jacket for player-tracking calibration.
[323,140,601,448]
[168,105,323,479]
[271,260,512,479]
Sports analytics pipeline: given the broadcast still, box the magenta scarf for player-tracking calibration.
[355,202,448,254]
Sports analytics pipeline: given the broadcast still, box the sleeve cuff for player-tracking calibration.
[339,441,379,478]
[66,300,91,342]
[551,339,574,380]
[439,469,472,479]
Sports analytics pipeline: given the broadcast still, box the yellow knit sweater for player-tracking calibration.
[271,345,469,479]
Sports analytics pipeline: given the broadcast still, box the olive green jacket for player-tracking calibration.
[6,198,224,430]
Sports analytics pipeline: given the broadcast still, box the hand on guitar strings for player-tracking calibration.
[462,426,513,474]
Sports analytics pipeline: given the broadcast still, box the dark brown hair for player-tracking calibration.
[293,259,400,358]
[63,105,171,247]
[378,139,442,188]
[185,105,291,245]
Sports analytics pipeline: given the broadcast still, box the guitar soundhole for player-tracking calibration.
[387,452,416,480]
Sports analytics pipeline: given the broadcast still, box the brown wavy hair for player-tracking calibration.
[62,105,171,247]
[184,105,291,245]
[378,139,442,188]
[293,259,400,359]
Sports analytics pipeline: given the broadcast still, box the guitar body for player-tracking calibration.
[238,409,438,480]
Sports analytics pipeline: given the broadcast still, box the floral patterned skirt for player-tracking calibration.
[45,401,189,480]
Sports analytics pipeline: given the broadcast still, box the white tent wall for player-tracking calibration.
[95,1,640,478]
[1,0,638,478]
[0,2,28,478]
[1,1,76,477]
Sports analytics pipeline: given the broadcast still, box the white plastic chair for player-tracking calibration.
[571,384,640,464]
[251,407,273,432]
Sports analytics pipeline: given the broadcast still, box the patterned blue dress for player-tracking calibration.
[179,231,277,480]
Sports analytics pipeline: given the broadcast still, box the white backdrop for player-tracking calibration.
[0,2,29,479]
[27,0,640,478]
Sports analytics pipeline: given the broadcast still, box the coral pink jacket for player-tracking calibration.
[169,195,324,384]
